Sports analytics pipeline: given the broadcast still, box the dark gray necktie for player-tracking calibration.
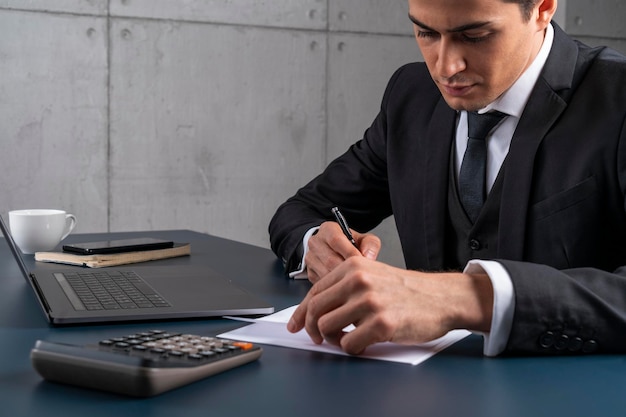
[459,111,507,222]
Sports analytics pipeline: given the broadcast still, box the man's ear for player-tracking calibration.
[535,0,558,28]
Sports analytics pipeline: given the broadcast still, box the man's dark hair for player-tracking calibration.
[503,0,541,21]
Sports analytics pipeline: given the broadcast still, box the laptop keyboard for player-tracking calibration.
[53,270,171,311]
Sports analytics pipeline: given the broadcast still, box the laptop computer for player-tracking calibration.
[0,214,274,324]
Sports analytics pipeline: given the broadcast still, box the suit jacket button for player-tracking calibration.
[538,331,555,348]
[567,336,583,352]
[469,239,481,250]
[582,339,598,353]
[554,334,569,350]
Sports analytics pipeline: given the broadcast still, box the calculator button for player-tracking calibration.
[233,342,254,350]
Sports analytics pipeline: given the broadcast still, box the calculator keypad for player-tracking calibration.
[97,330,255,364]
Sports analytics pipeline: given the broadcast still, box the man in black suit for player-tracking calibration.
[269,0,626,356]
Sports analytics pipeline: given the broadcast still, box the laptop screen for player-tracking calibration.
[0,214,34,283]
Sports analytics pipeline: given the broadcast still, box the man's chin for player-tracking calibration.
[441,95,490,112]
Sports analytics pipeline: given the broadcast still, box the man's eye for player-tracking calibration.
[417,31,438,39]
[461,33,492,44]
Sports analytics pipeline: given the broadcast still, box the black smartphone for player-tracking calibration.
[62,238,174,255]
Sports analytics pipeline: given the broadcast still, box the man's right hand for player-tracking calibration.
[304,221,381,283]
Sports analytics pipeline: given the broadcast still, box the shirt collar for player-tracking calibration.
[480,23,555,118]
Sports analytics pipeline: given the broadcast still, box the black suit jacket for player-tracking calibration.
[269,24,626,355]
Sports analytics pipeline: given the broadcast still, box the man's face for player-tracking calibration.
[409,0,548,111]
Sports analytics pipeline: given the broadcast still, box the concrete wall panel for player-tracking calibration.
[109,19,326,247]
[0,10,108,232]
[327,33,419,160]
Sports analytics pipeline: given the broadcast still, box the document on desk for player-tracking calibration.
[219,305,470,365]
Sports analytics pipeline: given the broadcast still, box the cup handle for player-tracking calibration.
[62,214,77,240]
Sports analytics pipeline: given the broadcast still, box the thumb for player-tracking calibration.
[358,234,381,260]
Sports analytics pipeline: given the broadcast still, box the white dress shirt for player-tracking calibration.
[292,24,555,356]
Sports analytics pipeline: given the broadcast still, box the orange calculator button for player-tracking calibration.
[232,342,254,350]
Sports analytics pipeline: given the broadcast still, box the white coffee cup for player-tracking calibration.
[8,209,77,254]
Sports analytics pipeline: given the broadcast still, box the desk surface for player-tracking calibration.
[2,230,626,417]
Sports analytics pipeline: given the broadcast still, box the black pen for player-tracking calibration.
[331,207,357,247]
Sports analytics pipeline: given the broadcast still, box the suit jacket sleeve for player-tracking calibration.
[499,259,626,355]
[496,44,626,355]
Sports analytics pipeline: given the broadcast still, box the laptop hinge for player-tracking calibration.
[29,273,53,322]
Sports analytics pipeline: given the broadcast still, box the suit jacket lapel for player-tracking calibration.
[423,98,457,269]
[498,24,579,259]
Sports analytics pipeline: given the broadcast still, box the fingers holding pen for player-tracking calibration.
[304,222,360,283]
[308,221,377,263]
[355,233,381,260]
[329,206,381,261]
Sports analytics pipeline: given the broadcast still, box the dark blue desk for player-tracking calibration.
[2,230,626,417]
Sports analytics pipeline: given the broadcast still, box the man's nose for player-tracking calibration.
[436,38,466,79]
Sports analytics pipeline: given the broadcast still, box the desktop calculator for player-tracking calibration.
[30,330,262,397]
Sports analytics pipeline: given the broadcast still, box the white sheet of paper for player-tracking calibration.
[220,305,470,366]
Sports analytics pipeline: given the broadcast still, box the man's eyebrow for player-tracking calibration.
[407,13,492,33]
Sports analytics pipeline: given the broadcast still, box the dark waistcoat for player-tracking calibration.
[444,154,505,270]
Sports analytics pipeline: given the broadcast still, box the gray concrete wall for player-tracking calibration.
[1,0,624,268]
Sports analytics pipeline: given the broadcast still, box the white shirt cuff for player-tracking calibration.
[464,260,516,356]
[288,226,320,279]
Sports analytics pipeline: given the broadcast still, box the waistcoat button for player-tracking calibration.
[469,239,481,250]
